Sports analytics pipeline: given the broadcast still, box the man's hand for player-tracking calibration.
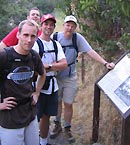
[104,62,115,69]
[31,91,40,105]
[0,97,17,110]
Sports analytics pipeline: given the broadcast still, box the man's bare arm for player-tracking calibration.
[0,41,7,49]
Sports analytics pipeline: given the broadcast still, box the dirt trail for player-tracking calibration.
[47,59,103,145]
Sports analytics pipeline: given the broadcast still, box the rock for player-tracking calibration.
[92,143,102,145]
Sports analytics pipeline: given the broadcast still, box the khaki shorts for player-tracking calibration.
[57,76,78,104]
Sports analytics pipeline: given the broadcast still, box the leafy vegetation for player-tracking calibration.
[56,0,130,57]
[1,0,130,53]
[0,0,56,40]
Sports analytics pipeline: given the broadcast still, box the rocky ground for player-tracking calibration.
[47,58,104,145]
[47,56,122,145]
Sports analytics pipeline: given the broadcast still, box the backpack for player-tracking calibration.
[53,32,78,58]
[36,38,58,92]
[0,47,37,95]
[36,38,58,62]
[53,32,78,78]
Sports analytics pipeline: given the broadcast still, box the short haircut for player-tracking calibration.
[27,7,40,16]
[18,19,39,34]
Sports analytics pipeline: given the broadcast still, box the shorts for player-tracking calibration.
[0,117,39,145]
[37,91,58,120]
[57,76,78,104]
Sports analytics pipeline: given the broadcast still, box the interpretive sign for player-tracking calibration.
[92,50,130,145]
[97,51,130,114]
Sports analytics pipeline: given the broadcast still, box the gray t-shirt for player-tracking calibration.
[53,32,92,78]
[56,32,92,52]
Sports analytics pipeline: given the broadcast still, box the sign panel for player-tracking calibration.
[97,51,130,114]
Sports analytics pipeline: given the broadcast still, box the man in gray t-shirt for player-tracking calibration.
[50,15,115,143]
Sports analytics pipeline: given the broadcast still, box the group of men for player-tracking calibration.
[0,7,115,145]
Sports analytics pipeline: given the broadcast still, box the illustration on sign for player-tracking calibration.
[114,76,130,107]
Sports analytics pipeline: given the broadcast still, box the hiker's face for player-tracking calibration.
[64,21,77,34]
[27,10,40,24]
[17,23,38,52]
[41,20,55,36]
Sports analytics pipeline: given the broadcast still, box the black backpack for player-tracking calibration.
[36,38,58,62]
[36,38,59,92]
[53,32,78,56]
[53,32,78,69]
[0,47,36,94]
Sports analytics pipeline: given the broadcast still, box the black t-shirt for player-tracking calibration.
[0,47,44,129]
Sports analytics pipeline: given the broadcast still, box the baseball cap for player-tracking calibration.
[41,14,56,24]
[64,15,77,25]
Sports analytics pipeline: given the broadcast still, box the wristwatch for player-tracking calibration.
[104,62,108,67]
[48,64,52,69]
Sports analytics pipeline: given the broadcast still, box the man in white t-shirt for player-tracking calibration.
[32,14,67,145]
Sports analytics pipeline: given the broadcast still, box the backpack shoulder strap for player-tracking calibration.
[36,38,44,58]
[0,47,13,95]
[4,47,13,61]
[37,37,58,62]
[53,32,58,41]
[30,49,36,67]
[4,47,14,72]
[51,39,58,62]
[72,32,78,54]
[30,49,37,91]
[53,32,78,54]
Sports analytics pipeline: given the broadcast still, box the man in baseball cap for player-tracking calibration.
[50,13,115,144]
[64,15,77,25]
[41,14,56,24]
[33,13,67,145]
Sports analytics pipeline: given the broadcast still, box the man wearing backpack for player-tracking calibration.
[0,19,46,145]
[32,14,67,145]
[50,15,115,143]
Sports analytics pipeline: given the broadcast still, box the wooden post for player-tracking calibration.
[81,53,85,83]
[92,84,130,145]
[121,109,130,145]
[92,83,101,142]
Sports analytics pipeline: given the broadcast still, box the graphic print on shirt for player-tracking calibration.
[7,66,34,84]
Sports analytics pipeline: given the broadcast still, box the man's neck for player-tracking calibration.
[64,32,73,39]
[14,45,29,55]
[40,34,51,42]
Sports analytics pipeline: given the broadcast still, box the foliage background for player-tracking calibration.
[0,0,56,40]
[1,0,130,54]
[56,0,130,56]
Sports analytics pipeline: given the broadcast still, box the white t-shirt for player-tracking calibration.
[32,38,66,94]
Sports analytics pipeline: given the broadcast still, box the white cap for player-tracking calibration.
[64,15,77,25]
